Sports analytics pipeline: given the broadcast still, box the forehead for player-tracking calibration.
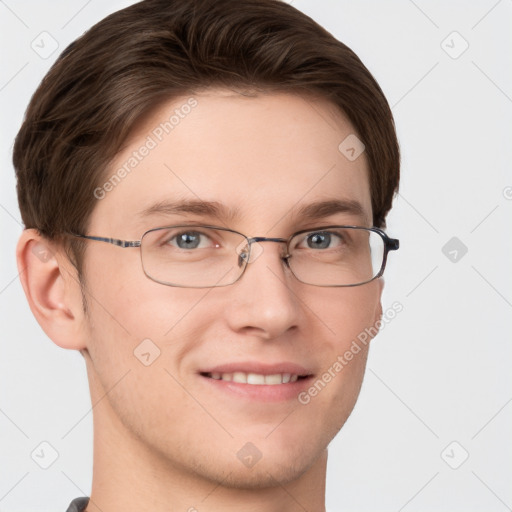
[89,89,372,234]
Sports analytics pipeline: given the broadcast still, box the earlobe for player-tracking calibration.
[16,229,87,350]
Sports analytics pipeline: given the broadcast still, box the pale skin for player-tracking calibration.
[17,89,383,512]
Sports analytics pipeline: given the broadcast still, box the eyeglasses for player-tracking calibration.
[71,224,399,288]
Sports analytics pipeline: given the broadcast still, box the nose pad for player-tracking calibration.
[235,239,265,266]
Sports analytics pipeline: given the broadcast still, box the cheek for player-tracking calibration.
[82,269,212,440]
[307,281,381,351]
[85,242,200,330]
[298,283,380,421]
[82,271,231,433]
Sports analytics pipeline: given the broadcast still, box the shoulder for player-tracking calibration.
[65,497,90,512]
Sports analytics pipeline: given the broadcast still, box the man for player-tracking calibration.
[14,0,400,510]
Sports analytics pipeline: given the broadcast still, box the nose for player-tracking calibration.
[224,239,301,340]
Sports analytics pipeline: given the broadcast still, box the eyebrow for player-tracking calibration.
[137,198,369,225]
[295,198,368,224]
[138,199,240,223]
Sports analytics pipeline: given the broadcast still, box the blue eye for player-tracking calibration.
[307,232,331,249]
[166,230,214,250]
[300,231,344,250]
[175,232,201,249]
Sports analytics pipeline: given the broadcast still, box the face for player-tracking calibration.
[80,89,383,488]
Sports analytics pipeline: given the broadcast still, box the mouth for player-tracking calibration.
[198,362,314,402]
[200,371,309,385]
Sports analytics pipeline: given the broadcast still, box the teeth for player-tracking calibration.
[207,371,302,385]
[247,373,266,384]
[265,374,283,385]
[232,372,247,384]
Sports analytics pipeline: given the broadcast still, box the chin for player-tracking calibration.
[183,434,328,491]
[206,452,321,491]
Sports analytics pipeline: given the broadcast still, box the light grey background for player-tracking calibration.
[1,1,511,511]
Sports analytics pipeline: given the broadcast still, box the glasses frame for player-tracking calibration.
[70,224,399,288]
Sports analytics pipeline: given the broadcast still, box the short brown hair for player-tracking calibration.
[13,0,400,277]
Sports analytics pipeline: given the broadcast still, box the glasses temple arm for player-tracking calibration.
[71,233,141,248]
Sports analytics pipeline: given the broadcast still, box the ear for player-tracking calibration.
[16,229,87,350]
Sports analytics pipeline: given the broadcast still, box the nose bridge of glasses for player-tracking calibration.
[249,236,288,244]
[238,236,289,266]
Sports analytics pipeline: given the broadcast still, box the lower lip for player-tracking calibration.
[199,374,314,402]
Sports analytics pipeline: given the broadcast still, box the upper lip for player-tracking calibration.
[199,361,313,376]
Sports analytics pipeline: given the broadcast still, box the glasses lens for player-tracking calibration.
[288,227,384,286]
[141,226,247,287]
